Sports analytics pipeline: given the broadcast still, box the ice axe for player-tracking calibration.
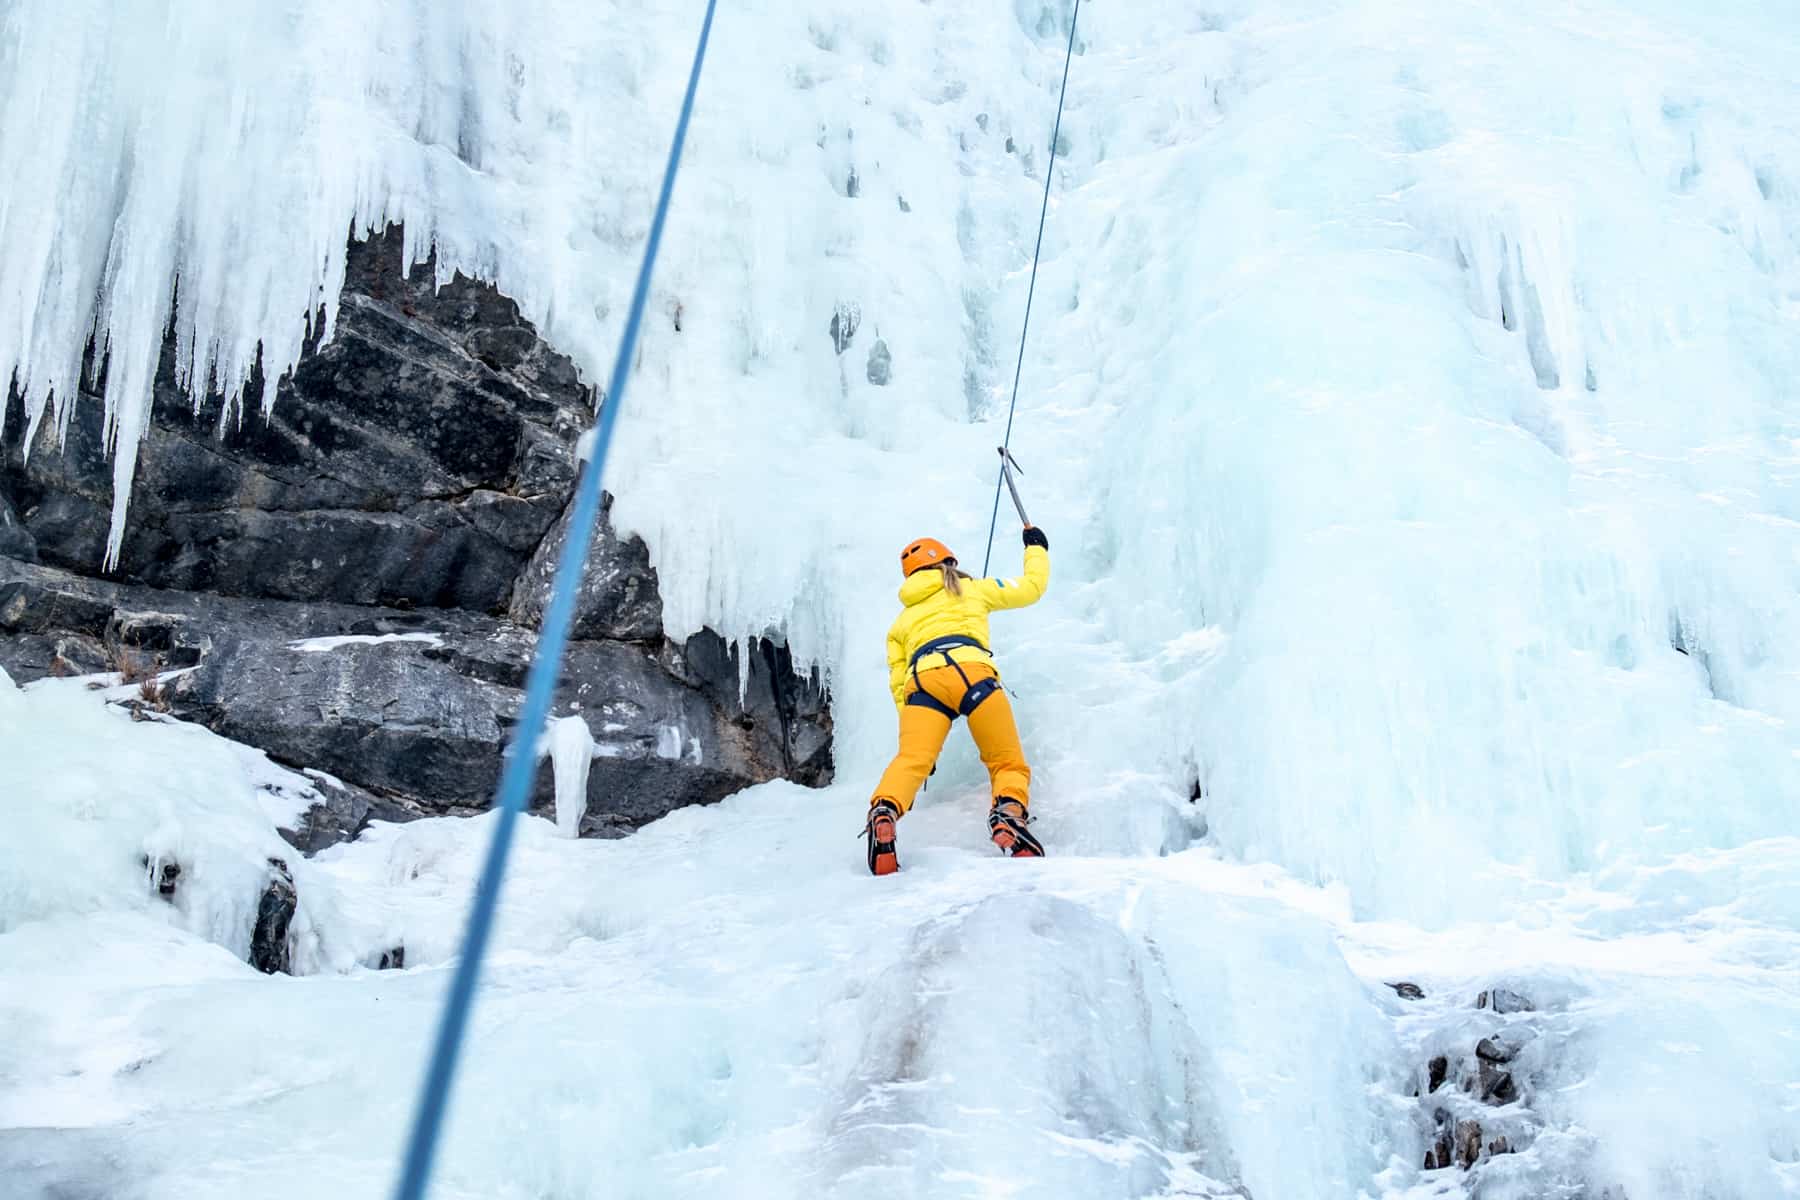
[996,445,1031,527]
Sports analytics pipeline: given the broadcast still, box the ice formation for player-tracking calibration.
[3,0,1799,1197]
[542,714,596,839]
[289,633,447,653]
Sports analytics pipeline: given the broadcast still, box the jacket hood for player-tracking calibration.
[898,569,947,606]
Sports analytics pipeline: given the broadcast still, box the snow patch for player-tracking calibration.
[287,633,445,653]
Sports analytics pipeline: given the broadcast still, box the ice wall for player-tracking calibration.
[4,0,1797,916]
[1022,0,1800,920]
[5,2,1800,1195]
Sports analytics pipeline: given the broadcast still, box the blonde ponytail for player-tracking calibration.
[940,562,972,596]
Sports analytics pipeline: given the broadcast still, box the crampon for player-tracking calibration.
[988,798,1044,858]
[864,799,901,875]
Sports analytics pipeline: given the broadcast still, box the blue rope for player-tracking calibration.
[982,0,1081,576]
[390,3,718,1196]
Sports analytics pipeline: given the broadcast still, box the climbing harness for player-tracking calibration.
[390,3,719,1198]
[981,0,1082,575]
[905,634,1003,720]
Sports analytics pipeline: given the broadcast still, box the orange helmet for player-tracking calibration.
[900,537,956,577]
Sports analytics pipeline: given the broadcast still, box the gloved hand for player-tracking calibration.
[1022,525,1049,550]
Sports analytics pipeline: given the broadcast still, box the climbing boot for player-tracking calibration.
[864,799,902,876]
[988,798,1044,858]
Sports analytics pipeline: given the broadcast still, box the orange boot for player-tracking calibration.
[988,798,1044,858]
[864,799,901,876]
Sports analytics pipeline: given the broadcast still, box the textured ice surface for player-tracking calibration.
[5,680,1797,1197]
[2,0,1794,905]
[3,0,1800,1196]
[0,678,1395,1198]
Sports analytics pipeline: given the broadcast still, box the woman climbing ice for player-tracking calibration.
[864,525,1051,874]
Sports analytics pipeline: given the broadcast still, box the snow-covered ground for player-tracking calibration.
[4,0,1800,1196]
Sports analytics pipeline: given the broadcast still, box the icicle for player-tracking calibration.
[540,715,594,840]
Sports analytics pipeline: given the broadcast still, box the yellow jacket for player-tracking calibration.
[886,545,1050,709]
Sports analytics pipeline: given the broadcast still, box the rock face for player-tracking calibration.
[5,227,590,611]
[1,227,832,848]
[0,486,32,561]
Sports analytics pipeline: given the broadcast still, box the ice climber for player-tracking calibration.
[863,526,1051,875]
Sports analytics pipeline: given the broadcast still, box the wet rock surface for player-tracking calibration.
[1411,982,1546,1178]
[1,227,832,851]
[250,859,297,975]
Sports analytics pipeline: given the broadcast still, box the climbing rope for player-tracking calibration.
[982,0,1082,576]
[389,3,719,1197]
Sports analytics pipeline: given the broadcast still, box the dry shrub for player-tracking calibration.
[136,674,170,714]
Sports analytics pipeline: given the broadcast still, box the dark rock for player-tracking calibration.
[0,630,110,680]
[0,558,831,843]
[1480,1066,1518,1106]
[1475,1036,1514,1064]
[867,338,893,386]
[830,303,860,354]
[0,569,113,637]
[1,226,586,613]
[1424,1113,1486,1171]
[1477,987,1535,1014]
[0,483,33,561]
[378,947,405,970]
[147,504,543,612]
[278,772,429,857]
[1454,1119,1483,1169]
[1388,981,1426,1001]
[508,491,663,642]
[1427,1055,1449,1093]
[673,631,834,786]
[578,810,639,839]
[142,856,181,898]
[1423,1109,1453,1170]
[250,858,296,975]
[105,609,205,668]
[168,615,522,808]
[51,633,111,676]
[12,491,107,567]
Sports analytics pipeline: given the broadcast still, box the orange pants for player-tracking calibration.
[872,662,1030,816]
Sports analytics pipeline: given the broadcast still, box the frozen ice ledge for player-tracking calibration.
[0,227,833,849]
